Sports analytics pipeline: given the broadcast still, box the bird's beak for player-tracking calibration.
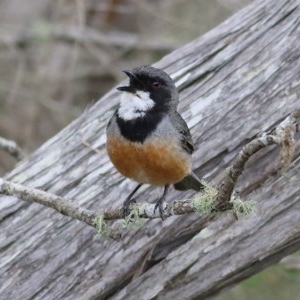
[117,69,137,93]
[122,69,136,80]
[117,85,136,93]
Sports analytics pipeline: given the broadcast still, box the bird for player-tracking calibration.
[106,65,203,218]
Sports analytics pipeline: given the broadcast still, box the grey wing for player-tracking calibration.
[169,111,194,154]
[106,110,118,134]
[170,112,204,191]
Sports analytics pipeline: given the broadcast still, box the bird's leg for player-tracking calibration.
[122,183,142,218]
[154,184,170,219]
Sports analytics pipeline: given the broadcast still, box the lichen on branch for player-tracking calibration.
[0,108,299,238]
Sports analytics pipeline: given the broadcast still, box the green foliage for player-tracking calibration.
[217,264,300,300]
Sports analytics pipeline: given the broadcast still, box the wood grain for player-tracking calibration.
[1,0,300,299]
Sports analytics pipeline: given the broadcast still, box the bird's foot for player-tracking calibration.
[122,198,136,218]
[154,197,166,220]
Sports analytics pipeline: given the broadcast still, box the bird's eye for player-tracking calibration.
[152,82,161,89]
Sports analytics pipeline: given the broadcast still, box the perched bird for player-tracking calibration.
[106,65,203,218]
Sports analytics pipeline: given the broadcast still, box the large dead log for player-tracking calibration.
[1,0,300,299]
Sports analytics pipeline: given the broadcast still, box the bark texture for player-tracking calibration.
[1,0,300,299]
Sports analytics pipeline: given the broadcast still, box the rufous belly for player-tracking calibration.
[106,136,191,185]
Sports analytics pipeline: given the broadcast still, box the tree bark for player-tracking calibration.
[1,0,300,299]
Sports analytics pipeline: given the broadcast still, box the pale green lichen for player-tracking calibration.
[93,215,111,239]
[193,183,218,215]
[193,182,255,218]
[231,196,255,218]
[122,205,146,230]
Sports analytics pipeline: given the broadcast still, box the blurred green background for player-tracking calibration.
[0,0,299,299]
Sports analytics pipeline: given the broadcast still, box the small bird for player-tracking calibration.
[106,65,203,218]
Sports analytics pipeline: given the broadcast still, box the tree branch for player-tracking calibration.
[1,1,299,297]
[0,136,25,161]
[216,108,300,210]
[0,178,97,226]
[0,108,299,235]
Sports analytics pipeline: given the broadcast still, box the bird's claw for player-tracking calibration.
[122,198,136,218]
[154,198,166,220]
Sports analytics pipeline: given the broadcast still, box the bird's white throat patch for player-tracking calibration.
[118,91,155,121]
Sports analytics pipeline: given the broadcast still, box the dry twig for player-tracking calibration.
[0,109,299,236]
[0,136,25,161]
[216,108,300,210]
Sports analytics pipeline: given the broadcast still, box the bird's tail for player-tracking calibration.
[173,172,204,191]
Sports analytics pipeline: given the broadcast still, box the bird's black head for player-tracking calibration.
[115,66,179,142]
[117,65,178,121]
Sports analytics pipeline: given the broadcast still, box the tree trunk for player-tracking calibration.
[1,0,300,299]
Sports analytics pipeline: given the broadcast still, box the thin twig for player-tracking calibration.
[0,178,97,227]
[0,178,196,223]
[0,109,299,236]
[216,108,300,209]
[0,136,25,161]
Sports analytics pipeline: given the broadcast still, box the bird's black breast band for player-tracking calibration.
[116,111,164,143]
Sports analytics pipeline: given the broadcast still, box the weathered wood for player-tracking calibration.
[1,0,300,299]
